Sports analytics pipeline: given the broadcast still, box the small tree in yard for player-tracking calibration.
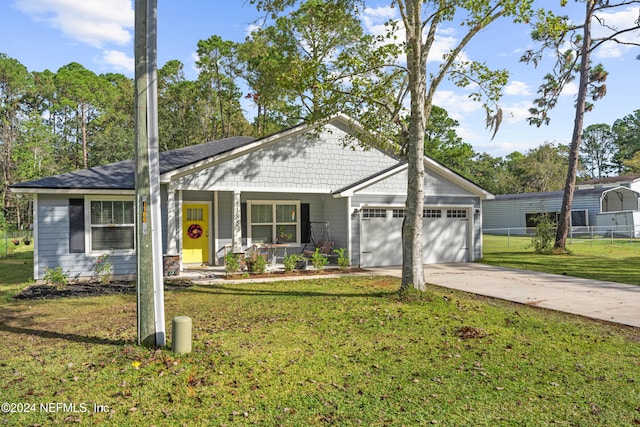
[528,214,556,254]
[251,0,551,291]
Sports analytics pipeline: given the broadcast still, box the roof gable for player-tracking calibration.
[334,157,493,199]
[170,118,401,193]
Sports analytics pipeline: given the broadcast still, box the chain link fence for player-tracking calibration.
[0,230,33,258]
[484,225,640,253]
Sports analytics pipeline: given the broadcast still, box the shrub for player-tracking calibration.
[249,254,268,274]
[310,248,329,271]
[528,215,555,254]
[334,248,350,271]
[283,253,306,272]
[283,253,298,272]
[43,266,68,289]
[225,252,241,273]
[91,253,112,284]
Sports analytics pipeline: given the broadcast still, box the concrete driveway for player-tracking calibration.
[370,263,640,328]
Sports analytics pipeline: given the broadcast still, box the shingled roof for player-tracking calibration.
[11,136,256,191]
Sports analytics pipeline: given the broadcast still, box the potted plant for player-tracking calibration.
[276,226,294,244]
[11,239,20,246]
[23,237,31,245]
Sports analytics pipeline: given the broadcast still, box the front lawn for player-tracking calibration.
[0,246,35,303]
[480,234,640,285]
[1,275,639,426]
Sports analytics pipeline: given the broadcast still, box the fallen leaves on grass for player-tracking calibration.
[455,326,488,339]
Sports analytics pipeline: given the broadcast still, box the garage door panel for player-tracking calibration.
[360,209,469,267]
[361,217,403,266]
[423,218,467,263]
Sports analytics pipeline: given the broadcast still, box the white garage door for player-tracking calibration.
[360,208,469,267]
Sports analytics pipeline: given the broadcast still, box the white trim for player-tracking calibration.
[175,185,333,194]
[84,195,136,256]
[247,200,301,247]
[214,191,219,266]
[346,196,352,266]
[353,191,482,198]
[336,164,408,197]
[177,191,183,271]
[11,188,135,195]
[33,194,39,280]
[166,183,177,254]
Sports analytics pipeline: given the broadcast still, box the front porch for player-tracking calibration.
[164,188,351,273]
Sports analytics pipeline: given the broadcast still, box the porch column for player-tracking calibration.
[232,190,242,252]
[166,182,177,254]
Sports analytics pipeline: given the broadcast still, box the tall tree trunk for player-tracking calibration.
[81,102,88,169]
[401,0,426,291]
[555,1,593,250]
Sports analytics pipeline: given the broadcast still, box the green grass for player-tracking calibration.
[1,247,640,425]
[480,234,640,285]
[1,273,639,426]
[0,245,35,303]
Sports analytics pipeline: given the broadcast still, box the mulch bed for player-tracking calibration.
[15,280,193,300]
[15,268,369,300]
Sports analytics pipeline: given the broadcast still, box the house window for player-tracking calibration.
[362,208,387,218]
[392,209,405,218]
[186,207,204,221]
[248,201,299,244]
[447,209,467,219]
[423,209,442,218]
[89,199,135,252]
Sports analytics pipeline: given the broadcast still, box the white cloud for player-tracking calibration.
[473,139,533,157]
[100,50,133,73]
[592,6,640,59]
[562,81,579,96]
[361,5,468,64]
[361,5,396,37]
[504,80,532,96]
[432,90,483,125]
[14,0,134,48]
[503,101,533,123]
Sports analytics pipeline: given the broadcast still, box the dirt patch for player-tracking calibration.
[223,267,368,280]
[15,280,193,300]
[455,326,488,339]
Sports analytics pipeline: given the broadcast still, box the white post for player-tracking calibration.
[232,191,242,252]
[147,0,165,347]
[166,183,176,254]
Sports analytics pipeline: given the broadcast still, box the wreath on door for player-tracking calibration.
[187,223,203,239]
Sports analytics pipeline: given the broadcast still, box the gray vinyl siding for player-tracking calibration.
[36,194,136,280]
[483,190,603,233]
[213,191,233,264]
[322,197,349,255]
[360,168,473,197]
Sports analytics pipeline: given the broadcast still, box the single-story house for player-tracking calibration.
[483,175,640,236]
[11,114,493,281]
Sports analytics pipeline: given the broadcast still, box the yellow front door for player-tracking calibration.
[182,203,209,264]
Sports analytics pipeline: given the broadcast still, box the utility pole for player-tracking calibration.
[134,0,165,347]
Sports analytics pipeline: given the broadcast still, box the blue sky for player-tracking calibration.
[1,0,639,158]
